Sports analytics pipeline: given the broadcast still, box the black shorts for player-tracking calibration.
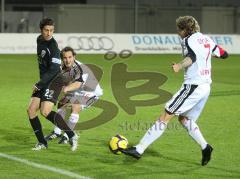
[31,88,59,105]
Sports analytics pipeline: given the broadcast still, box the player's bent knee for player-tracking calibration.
[178,116,188,124]
[40,109,51,118]
[40,101,54,117]
[27,107,37,118]
[72,104,81,113]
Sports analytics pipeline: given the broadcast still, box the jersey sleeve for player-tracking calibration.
[212,45,229,59]
[75,76,84,82]
[49,40,61,64]
[185,36,197,63]
[74,64,84,83]
[35,41,61,89]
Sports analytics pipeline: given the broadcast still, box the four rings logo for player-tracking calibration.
[67,36,115,51]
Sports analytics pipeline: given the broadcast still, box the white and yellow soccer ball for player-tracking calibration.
[109,134,128,155]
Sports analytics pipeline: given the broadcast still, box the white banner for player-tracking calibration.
[0,33,239,54]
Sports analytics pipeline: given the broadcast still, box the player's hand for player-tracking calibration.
[172,63,181,73]
[62,86,68,94]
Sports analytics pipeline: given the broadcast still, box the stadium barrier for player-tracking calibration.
[0,33,239,54]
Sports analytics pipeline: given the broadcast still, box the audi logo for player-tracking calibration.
[104,49,133,61]
[67,36,114,51]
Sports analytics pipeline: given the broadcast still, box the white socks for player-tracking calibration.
[134,118,208,154]
[67,113,79,130]
[182,120,207,149]
[135,120,167,154]
[54,127,62,135]
[53,112,79,135]
[57,108,66,119]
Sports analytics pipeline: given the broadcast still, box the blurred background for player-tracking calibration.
[1,0,240,34]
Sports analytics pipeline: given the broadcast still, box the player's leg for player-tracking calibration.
[123,84,198,158]
[123,111,174,159]
[27,97,40,119]
[45,95,70,141]
[53,108,67,135]
[176,89,209,150]
[179,115,213,165]
[27,96,48,150]
[59,91,101,145]
[179,115,208,149]
[41,101,78,151]
[40,100,54,117]
[179,92,210,149]
[179,86,213,165]
[40,101,73,137]
[45,94,80,144]
[178,84,213,165]
[67,104,81,129]
[44,107,66,141]
[59,104,81,144]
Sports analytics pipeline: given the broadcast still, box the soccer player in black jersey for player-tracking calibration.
[27,18,79,151]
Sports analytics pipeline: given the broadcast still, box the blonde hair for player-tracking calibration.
[176,16,200,35]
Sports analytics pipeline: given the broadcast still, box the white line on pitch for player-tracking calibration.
[0,152,92,179]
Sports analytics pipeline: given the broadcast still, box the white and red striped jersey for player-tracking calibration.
[181,32,227,85]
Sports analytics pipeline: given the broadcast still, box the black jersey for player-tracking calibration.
[44,60,84,105]
[35,35,61,89]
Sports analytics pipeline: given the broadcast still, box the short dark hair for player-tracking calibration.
[39,17,55,30]
[60,46,77,59]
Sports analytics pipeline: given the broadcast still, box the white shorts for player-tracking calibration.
[165,83,210,121]
[72,91,100,110]
[58,85,103,110]
[72,85,103,110]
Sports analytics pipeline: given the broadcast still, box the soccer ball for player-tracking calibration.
[109,134,128,155]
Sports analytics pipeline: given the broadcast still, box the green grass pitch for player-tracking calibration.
[0,54,239,178]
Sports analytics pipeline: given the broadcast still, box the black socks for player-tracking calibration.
[29,116,47,145]
[46,111,74,139]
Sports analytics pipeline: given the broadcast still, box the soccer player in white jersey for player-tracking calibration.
[123,16,228,166]
[45,46,103,144]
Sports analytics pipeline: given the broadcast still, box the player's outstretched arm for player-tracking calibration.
[212,45,229,59]
[172,57,193,73]
[63,81,82,94]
